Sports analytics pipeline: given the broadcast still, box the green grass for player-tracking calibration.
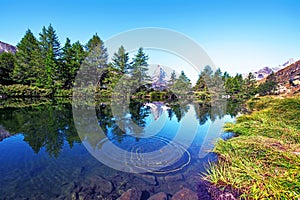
[205,96,300,199]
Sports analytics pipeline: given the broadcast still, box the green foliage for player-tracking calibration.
[6,26,100,96]
[206,96,300,199]
[193,66,220,99]
[258,73,278,96]
[131,47,150,84]
[171,70,192,97]
[13,29,44,86]
[0,102,79,157]
[98,46,130,97]
[194,66,259,102]
[112,45,129,73]
[168,70,177,87]
[0,84,52,97]
[80,34,108,91]
[85,34,108,69]
[0,52,15,85]
[53,88,72,97]
[225,73,244,96]
[60,39,86,89]
[39,24,62,88]
[39,24,61,59]
[2,25,196,100]
[150,91,167,100]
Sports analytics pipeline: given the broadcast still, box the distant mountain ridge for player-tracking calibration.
[251,58,295,80]
[272,58,294,72]
[0,41,17,54]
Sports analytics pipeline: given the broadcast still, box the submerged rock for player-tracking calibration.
[148,192,168,200]
[135,174,158,185]
[71,176,114,199]
[117,188,141,200]
[164,174,183,182]
[89,175,114,194]
[0,125,11,141]
[171,188,198,200]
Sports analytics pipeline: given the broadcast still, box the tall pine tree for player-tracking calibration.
[39,24,62,88]
[13,29,44,86]
[81,34,108,88]
[85,34,108,69]
[111,45,129,73]
[60,39,86,89]
[131,47,149,84]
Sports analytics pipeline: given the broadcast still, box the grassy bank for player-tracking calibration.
[206,96,300,199]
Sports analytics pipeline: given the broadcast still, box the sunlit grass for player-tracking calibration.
[205,96,300,199]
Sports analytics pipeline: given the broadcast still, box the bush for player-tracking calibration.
[53,89,72,97]
[0,84,52,97]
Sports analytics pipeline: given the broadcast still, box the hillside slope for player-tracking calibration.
[0,41,17,54]
[274,60,300,95]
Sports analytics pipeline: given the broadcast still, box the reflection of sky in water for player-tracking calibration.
[0,101,237,199]
[88,102,235,173]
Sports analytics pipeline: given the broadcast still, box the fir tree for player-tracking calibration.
[81,34,108,88]
[168,70,177,88]
[13,29,44,86]
[39,24,62,87]
[111,45,129,74]
[0,52,15,85]
[131,47,149,84]
[171,70,191,97]
[85,34,108,69]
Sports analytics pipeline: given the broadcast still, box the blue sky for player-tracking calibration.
[1,0,300,80]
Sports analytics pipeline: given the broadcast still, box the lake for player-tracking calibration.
[0,99,239,199]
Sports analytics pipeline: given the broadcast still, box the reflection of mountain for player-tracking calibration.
[145,102,170,120]
[0,99,243,157]
[0,125,10,141]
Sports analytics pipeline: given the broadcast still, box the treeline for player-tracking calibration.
[1,25,85,89]
[0,24,277,99]
[0,24,158,97]
[193,66,278,101]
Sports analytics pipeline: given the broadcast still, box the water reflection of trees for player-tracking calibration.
[95,100,151,143]
[0,103,79,157]
[0,99,242,157]
[168,103,190,122]
[193,100,242,124]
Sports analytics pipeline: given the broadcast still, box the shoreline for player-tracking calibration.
[206,96,300,199]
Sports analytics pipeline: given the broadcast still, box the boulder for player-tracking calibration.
[171,188,198,200]
[89,175,114,194]
[164,174,183,182]
[117,188,141,200]
[135,174,157,185]
[148,192,168,200]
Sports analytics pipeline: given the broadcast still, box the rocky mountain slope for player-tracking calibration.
[272,60,300,95]
[252,58,295,80]
[0,41,17,54]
